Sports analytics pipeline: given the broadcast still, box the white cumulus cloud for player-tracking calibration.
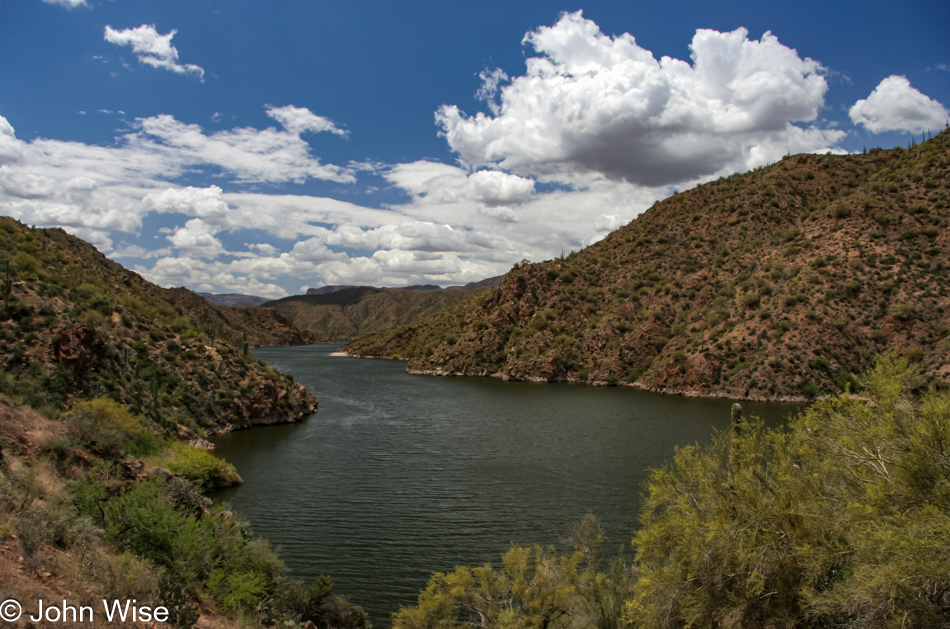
[104,24,205,80]
[849,75,949,134]
[437,10,843,188]
[144,186,231,224]
[0,117,24,166]
[384,161,534,210]
[167,218,225,259]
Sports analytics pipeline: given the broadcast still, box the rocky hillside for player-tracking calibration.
[266,286,480,341]
[164,287,312,347]
[0,217,315,435]
[345,132,950,400]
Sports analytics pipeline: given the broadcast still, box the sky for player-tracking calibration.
[1,0,948,299]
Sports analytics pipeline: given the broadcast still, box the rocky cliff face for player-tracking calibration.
[345,133,950,400]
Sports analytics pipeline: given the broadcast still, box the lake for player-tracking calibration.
[211,342,800,626]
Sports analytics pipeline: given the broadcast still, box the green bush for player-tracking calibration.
[630,357,950,628]
[151,442,242,490]
[66,397,165,457]
[68,475,294,617]
[738,292,760,308]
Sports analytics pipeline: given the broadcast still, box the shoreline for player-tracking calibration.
[341,351,812,403]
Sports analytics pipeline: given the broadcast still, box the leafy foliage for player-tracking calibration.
[393,514,631,629]
[145,441,242,490]
[629,356,950,627]
[65,396,166,457]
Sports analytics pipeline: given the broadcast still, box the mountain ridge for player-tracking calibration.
[344,134,950,400]
[265,283,500,342]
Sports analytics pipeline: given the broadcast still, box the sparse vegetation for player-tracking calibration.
[346,132,950,400]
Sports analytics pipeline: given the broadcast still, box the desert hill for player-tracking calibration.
[0,217,315,434]
[265,285,489,341]
[164,287,312,347]
[344,132,950,400]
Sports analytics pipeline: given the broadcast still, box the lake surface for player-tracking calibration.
[211,342,800,626]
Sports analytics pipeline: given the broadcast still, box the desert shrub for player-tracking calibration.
[70,475,284,616]
[832,204,852,218]
[65,397,165,457]
[393,515,629,629]
[835,369,858,392]
[738,292,760,308]
[629,357,950,628]
[150,442,242,490]
[892,302,920,321]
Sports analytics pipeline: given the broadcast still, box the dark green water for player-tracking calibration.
[211,343,800,626]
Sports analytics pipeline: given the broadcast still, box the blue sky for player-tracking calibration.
[1,0,948,298]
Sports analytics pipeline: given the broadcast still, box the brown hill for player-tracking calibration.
[165,287,312,347]
[344,132,950,400]
[266,287,477,341]
[0,217,315,434]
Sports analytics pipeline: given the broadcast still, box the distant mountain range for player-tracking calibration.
[198,276,504,342]
[344,132,950,401]
[265,280,502,342]
[197,292,270,307]
[303,276,503,296]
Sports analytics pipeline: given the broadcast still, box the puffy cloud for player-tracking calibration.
[167,218,226,259]
[468,170,534,206]
[266,105,348,138]
[849,75,949,134]
[0,116,24,166]
[384,161,534,209]
[290,237,344,263]
[0,11,883,297]
[437,11,843,188]
[144,186,231,223]
[104,25,205,80]
[314,252,497,288]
